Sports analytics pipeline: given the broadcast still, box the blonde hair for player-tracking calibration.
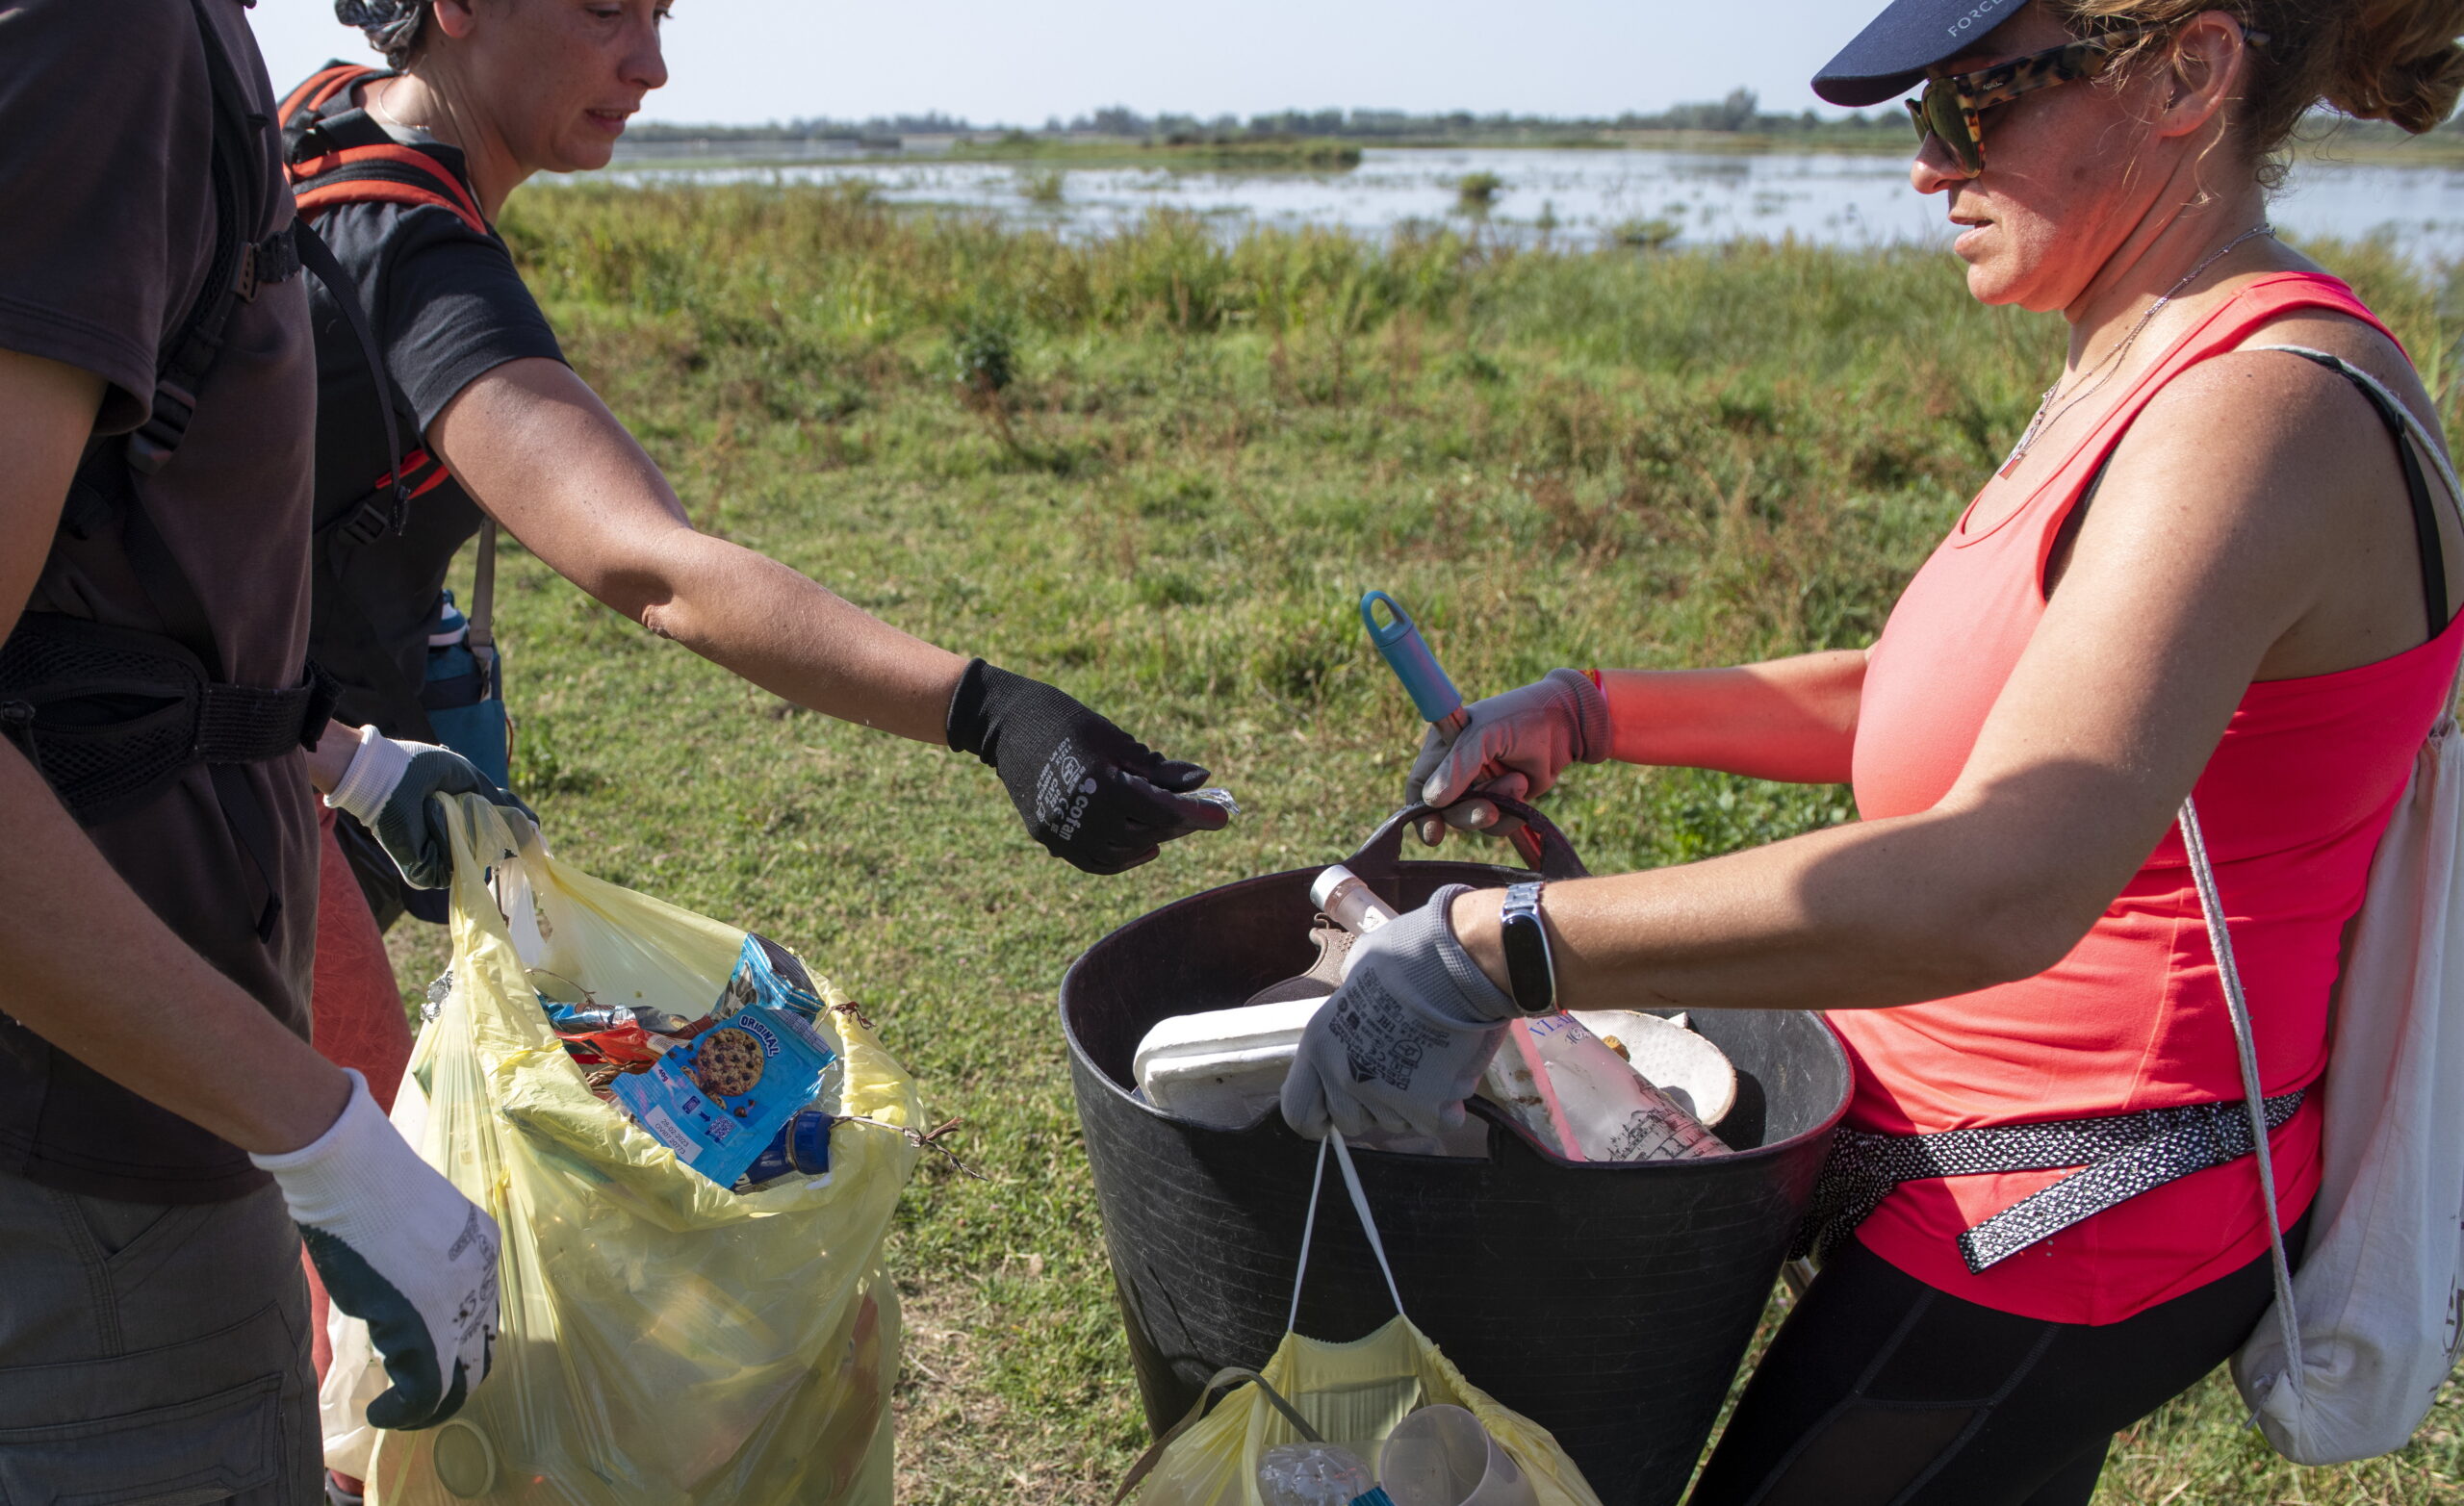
[2052,0,2464,183]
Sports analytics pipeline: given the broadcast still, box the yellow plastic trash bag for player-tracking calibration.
[321,795,924,1506]
[1122,1134,1603,1506]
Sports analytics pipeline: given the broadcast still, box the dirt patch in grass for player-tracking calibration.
[893,1274,1121,1505]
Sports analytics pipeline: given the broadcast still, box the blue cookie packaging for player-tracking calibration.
[613,934,839,1189]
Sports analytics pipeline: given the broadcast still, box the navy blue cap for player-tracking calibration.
[1813,0,2031,106]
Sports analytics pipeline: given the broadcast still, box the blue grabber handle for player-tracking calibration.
[1358,591,1547,866]
[1360,591,1463,727]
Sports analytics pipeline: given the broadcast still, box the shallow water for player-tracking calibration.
[587,144,2464,263]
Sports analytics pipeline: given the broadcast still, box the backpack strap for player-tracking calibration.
[293,219,414,541]
[94,0,292,670]
[292,144,489,238]
[280,64,491,239]
[292,220,440,744]
[280,66,487,550]
[2177,797,2309,1400]
[278,71,506,752]
[2250,345,2462,642]
[124,0,306,476]
[275,60,377,141]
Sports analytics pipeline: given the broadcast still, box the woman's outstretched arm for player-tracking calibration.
[1453,351,2402,1013]
[430,356,966,742]
[427,355,1226,873]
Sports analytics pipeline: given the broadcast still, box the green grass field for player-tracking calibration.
[388,182,2464,1502]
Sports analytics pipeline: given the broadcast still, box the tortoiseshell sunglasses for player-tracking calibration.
[1906,33,2140,174]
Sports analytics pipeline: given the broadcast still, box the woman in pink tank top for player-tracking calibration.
[1271,1,2464,1500]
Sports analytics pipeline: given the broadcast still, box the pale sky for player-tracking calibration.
[246,0,1873,129]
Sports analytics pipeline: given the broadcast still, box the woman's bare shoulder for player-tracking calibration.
[2119,334,2401,499]
[2095,311,2453,676]
[2230,307,2445,447]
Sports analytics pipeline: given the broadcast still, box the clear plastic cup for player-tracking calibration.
[1378,1405,1538,1506]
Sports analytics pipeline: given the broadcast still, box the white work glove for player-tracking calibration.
[325,725,533,888]
[251,1070,500,1430]
[1280,884,1516,1139]
[1406,669,1609,848]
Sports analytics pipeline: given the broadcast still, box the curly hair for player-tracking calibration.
[2052,0,2464,185]
[335,0,428,70]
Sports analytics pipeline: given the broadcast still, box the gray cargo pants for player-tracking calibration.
[0,1172,320,1504]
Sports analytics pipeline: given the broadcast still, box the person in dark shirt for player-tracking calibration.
[0,0,508,1495]
[291,1,1228,929]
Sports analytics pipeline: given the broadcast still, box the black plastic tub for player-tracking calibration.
[1061,803,1852,1506]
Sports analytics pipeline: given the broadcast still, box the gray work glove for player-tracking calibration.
[1280,884,1516,1139]
[1406,669,1608,848]
[325,727,534,888]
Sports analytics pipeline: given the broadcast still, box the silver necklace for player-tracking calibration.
[369,85,424,139]
[2000,222,2275,477]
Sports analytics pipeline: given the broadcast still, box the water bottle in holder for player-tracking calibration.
[422,521,511,791]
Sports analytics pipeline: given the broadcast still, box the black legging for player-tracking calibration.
[1689,1213,2310,1506]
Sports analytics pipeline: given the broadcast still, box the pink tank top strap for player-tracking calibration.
[2023,272,2404,523]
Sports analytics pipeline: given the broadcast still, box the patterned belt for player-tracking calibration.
[1793,1090,2307,1275]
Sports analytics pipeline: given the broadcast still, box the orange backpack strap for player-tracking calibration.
[280,63,491,239]
[277,60,376,131]
[291,144,489,237]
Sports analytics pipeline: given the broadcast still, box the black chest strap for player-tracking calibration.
[0,617,335,829]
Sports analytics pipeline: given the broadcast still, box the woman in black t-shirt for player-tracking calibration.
[287,18,1229,976]
[297,1,1224,894]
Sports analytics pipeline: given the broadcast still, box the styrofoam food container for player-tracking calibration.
[1133,1002,1736,1142]
[1133,997,1322,1128]
[1133,999,1483,1154]
[1568,1010,1737,1126]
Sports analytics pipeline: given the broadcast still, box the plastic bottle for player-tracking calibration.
[1311,863,1399,936]
[1476,1021,1586,1159]
[1257,1442,1395,1506]
[1519,1013,1728,1161]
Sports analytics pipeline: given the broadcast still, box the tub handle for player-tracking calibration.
[1344,796,1590,898]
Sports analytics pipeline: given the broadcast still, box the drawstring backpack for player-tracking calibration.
[2198,345,2464,1464]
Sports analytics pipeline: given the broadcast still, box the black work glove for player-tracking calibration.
[945,659,1227,874]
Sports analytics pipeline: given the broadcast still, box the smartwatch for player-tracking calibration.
[1499,881,1556,1017]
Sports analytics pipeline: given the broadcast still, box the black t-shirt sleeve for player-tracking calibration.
[0,0,217,431]
[321,198,565,434]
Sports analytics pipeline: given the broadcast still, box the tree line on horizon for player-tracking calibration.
[622,89,1905,143]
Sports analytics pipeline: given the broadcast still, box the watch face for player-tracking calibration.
[1501,896,1554,1015]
